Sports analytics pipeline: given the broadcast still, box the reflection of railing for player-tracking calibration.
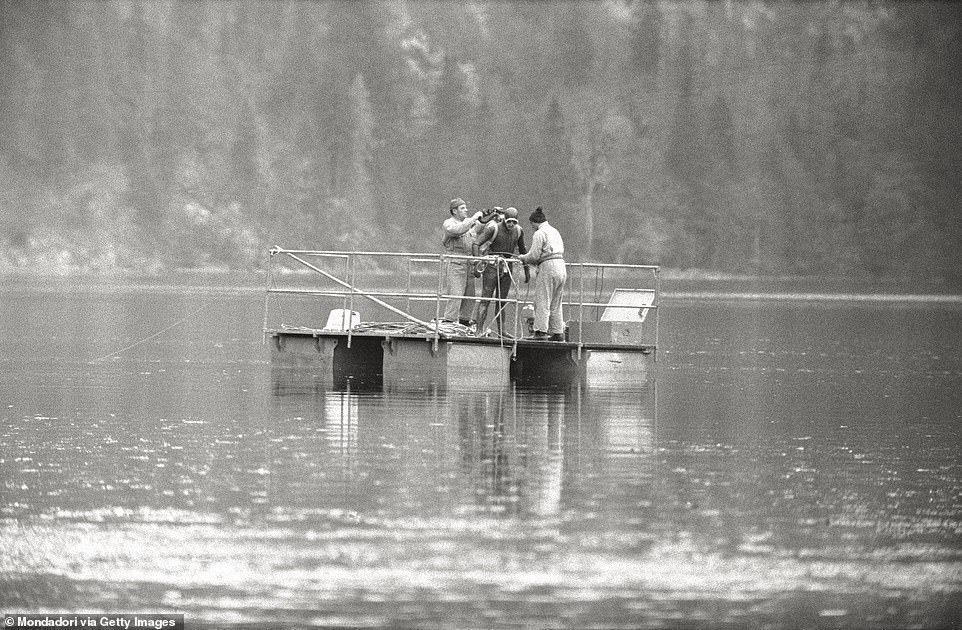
[264,248,659,353]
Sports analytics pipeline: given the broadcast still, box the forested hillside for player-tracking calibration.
[1,0,960,283]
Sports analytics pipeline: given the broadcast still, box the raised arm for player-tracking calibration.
[443,211,482,237]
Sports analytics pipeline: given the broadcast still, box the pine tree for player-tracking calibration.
[540,95,578,243]
[347,73,377,229]
[628,1,661,77]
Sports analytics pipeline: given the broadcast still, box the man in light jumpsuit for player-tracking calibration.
[441,197,483,324]
[517,207,566,341]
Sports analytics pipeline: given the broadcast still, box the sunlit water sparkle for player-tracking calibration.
[1,276,960,628]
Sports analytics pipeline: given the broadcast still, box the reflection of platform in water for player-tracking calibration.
[270,382,658,521]
[264,248,659,390]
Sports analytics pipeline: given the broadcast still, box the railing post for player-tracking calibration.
[578,263,584,359]
[262,248,274,344]
[341,254,349,322]
[654,267,660,362]
[598,267,606,320]
[347,253,355,348]
[406,256,413,316]
[512,259,521,346]
[434,255,444,349]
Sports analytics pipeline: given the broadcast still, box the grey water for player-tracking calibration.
[1,276,960,629]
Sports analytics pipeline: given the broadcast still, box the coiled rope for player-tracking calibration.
[280,319,478,338]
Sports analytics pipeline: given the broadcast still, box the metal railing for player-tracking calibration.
[264,247,659,355]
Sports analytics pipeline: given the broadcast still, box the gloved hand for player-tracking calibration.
[479,208,498,223]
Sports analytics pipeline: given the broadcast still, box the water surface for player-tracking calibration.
[1,276,959,628]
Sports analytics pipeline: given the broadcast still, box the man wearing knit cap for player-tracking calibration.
[517,206,566,341]
[441,197,484,325]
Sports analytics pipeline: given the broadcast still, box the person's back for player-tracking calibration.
[528,221,564,261]
[518,206,566,340]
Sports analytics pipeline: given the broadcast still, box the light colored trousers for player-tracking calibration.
[532,258,566,334]
[442,258,476,321]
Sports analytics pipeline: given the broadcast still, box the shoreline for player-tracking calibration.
[1,269,959,303]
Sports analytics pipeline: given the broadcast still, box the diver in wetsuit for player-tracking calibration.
[471,207,530,336]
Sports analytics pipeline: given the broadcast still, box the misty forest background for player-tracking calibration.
[1,0,960,284]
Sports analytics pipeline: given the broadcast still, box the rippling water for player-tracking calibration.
[1,276,960,628]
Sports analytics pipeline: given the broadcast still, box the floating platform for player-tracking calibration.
[268,328,655,391]
[264,248,659,391]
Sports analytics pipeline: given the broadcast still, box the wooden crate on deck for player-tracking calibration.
[566,288,654,345]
